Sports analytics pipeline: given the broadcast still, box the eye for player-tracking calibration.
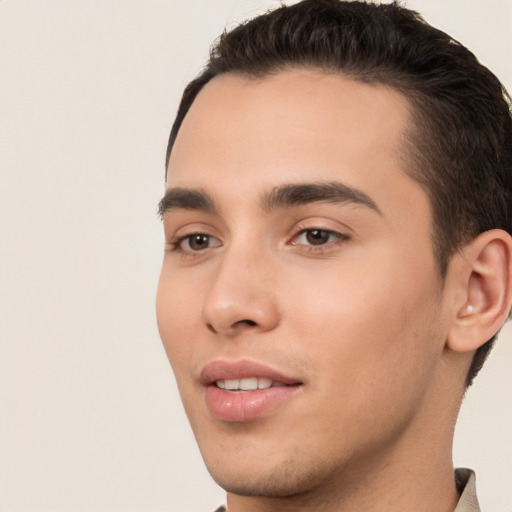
[292,229,346,246]
[176,233,222,252]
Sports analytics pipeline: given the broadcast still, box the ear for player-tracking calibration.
[447,229,512,353]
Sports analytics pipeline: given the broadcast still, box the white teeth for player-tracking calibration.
[240,377,258,390]
[257,378,272,389]
[215,377,275,391]
[225,379,240,390]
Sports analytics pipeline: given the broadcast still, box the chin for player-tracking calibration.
[203,452,327,498]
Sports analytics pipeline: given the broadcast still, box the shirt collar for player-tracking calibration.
[454,468,481,512]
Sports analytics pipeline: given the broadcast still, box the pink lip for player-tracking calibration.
[200,360,303,422]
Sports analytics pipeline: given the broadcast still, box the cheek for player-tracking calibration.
[285,254,442,390]
[156,265,202,372]
[286,272,443,453]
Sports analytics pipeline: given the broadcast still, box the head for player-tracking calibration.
[165,0,512,388]
[157,0,512,505]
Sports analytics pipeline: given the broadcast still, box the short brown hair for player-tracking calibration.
[166,0,512,387]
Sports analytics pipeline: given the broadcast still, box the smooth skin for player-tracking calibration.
[157,69,512,512]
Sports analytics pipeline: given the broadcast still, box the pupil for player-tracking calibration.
[306,229,329,245]
[190,234,209,250]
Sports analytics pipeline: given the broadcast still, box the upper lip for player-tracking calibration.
[200,359,302,386]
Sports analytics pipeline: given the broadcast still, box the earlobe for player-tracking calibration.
[447,229,512,353]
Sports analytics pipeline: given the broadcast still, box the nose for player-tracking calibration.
[201,247,280,336]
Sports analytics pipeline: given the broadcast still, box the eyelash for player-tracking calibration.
[291,227,350,251]
[169,233,222,253]
[168,227,349,255]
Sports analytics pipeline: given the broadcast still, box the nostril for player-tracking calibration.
[205,318,258,334]
[238,319,257,327]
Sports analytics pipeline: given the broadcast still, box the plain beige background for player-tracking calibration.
[0,1,511,511]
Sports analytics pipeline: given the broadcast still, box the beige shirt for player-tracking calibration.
[213,468,481,512]
[454,468,480,512]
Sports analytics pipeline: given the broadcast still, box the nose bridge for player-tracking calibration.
[201,237,279,335]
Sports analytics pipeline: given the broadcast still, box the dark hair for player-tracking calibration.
[165,0,512,387]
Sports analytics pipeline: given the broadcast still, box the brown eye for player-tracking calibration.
[179,234,221,252]
[293,229,343,246]
[305,229,331,245]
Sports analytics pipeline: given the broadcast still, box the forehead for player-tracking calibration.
[166,69,424,221]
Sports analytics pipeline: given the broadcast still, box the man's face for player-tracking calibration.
[157,70,451,497]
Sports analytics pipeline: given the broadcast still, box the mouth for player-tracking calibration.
[200,360,303,422]
[215,377,291,391]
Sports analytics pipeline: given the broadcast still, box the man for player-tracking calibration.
[156,1,512,511]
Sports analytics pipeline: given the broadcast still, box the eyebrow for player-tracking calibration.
[158,181,382,218]
[262,181,382,215]
[158,188,217,217]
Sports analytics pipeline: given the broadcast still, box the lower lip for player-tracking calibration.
[205,384,301,422]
